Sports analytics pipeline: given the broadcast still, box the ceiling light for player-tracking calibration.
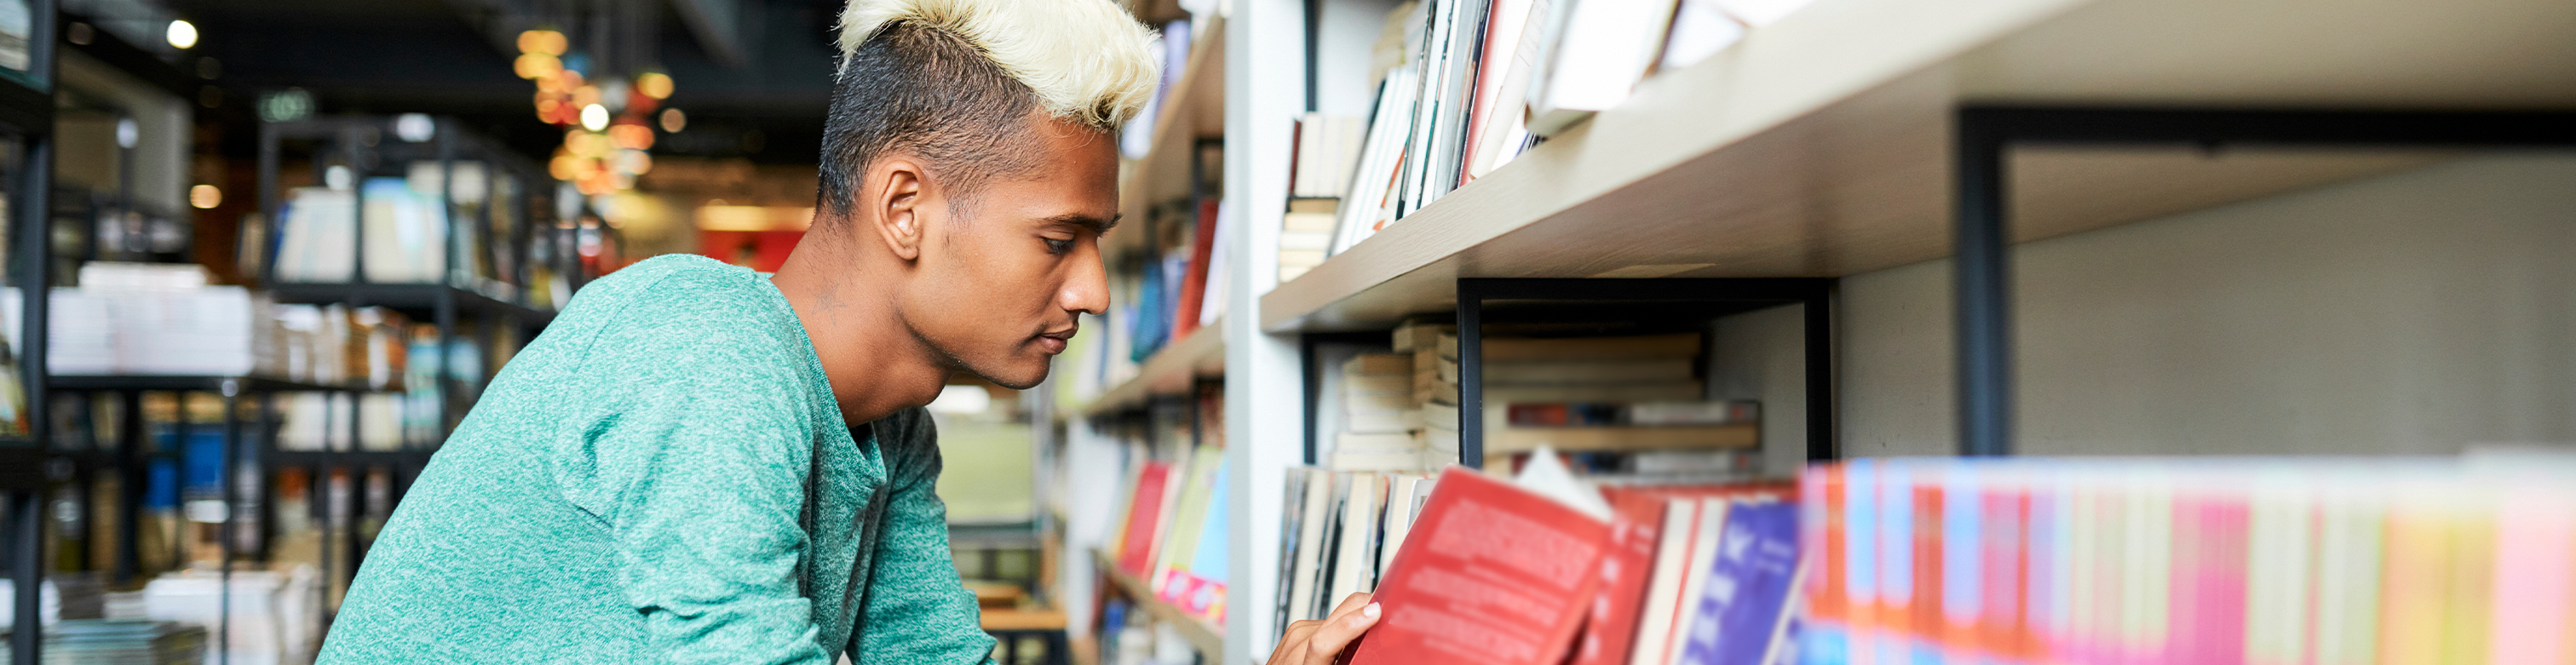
[658,108,685,134]
[166,20,198,49]
[579,104,609,131]
[189,185,221,209]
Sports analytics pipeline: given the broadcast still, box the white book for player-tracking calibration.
[1628,496,1705,665]
[1332,67,1422,255]
[1659,496,1734,665]
[1527,0,1685,137]
[1467,0,1547,180]
[1325,473,1387,605]
[1376,474,1429,576]
[1282,467,1337,628]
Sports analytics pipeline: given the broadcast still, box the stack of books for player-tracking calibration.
[1429,329,1757,472]
[1282,114,1366,281]
[1797,453,2576,665]
[1330,353,1440,472]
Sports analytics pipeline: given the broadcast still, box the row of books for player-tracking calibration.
[1274,467,1441,634]
[1285,0,1820,260]
[1796,453,2576,665]
[1101,389,1232,626]
[267,162,572,306]
[1279,450,1802,665]
[1325,322,1757,473]
[9,263,493,398]
[1077,164,1228,401]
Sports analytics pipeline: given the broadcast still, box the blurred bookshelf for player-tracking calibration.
[1044,0,2576,664]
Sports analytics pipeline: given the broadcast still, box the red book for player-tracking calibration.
[1568,490,1672,665]
[1348,467,1612,665]
[1116,462,1175,576]
[1170,198,1222,339]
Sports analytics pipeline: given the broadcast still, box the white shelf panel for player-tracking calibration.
[1261,0,2576,331]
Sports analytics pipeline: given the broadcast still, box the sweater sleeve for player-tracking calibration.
[851,409,999,664]
[561,316,834,665]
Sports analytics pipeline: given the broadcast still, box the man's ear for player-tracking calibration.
[872,157,929,261]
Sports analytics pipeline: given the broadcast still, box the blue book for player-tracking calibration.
[1676,501,1800,665]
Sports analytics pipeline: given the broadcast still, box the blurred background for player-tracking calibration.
[1,0,1090,662]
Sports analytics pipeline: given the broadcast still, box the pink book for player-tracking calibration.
[2487,481,2573,664]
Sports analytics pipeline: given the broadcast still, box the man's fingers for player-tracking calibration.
[1322,592,1374,622]
[1301,601,1382,663]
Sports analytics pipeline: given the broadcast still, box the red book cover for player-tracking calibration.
[1805,467,1849,633]
[1116,462,1175,576]
[1170,198,1222,339]
[1912,482,1946,652]
[1348,467,1612,665]
[1567,489,1673,665]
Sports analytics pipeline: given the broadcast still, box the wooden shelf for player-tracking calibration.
[1073,319,1226,419]
[1092,548,1223,658]
[1260,0,2576,332]
[1107,14,1228,261]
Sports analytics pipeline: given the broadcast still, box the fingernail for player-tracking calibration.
[1361,603,1381,619]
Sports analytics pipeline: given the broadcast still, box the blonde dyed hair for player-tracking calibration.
[837,0,1162,131]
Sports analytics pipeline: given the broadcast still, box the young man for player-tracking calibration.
[319,0,1381,662]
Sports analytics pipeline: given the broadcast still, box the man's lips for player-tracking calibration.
[1037,328,1077,354]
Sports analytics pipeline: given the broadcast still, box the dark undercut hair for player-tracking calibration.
[816,20,1044,221]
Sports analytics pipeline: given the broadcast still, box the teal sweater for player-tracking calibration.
[319,255,997,664]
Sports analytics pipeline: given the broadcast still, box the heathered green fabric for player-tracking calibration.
[318,254,998,664]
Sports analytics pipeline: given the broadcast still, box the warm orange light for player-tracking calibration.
[634,72,673,100]
[570,85,601,110]
[658,107,686,133]
[549,154,578,181]
[608,123,653,150]
[517,29,566,56]
[189,185,221,209]
[513,53,560,79]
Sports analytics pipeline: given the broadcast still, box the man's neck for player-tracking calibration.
[770,239,951,427]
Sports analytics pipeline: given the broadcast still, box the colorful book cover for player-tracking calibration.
[1800,463,1851,665]
[1348,467,1612,665]
[1675,501,1800,665]
[1115,461,1174,576]
[1570,489,1672,665]
[1939,465,1981,662]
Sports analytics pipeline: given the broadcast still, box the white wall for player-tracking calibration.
[1835,154,2576,457]
[1706,303,1811,475]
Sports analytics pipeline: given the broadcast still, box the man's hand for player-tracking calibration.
[1266,593,1381,665]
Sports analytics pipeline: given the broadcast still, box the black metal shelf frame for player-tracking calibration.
[1951,106,2576,456]
[4,0,59,659]
[1451,278,1838,469]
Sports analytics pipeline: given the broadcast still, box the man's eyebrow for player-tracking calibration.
[1046,213,1121,233]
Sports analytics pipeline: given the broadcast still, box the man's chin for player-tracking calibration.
[964,359,1049,391]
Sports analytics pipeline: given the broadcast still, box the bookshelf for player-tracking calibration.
[1259,0,2576,332]
[1071,0,2576,662]
[1107,14,1228,262]
[1091,547,1226,657]
[1077,318,1226,419]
